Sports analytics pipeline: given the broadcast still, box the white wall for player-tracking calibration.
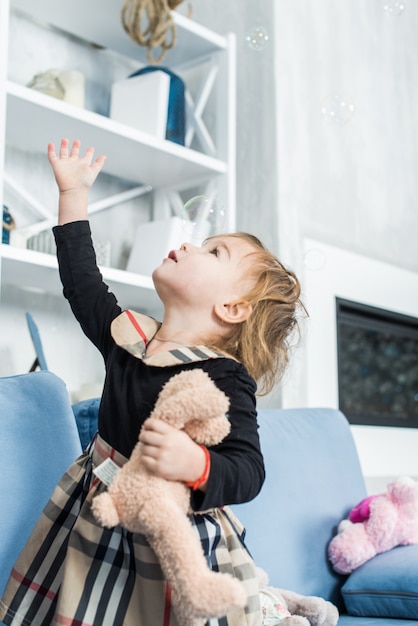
[273,0,418,276]
[194,0,418,274]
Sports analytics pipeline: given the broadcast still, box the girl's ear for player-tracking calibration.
[214,301,253,325]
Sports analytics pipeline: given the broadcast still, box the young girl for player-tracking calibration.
[0,138,304,626]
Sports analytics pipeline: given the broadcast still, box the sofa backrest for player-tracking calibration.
[0,371,82,597]
[232,407,367,609]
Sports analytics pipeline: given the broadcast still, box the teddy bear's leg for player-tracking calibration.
[274,588,339,626]
[147,501,247,624]
[91,492,121,528]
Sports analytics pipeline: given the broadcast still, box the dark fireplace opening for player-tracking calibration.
[336,298,418,427]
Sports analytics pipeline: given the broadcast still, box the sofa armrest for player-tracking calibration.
[0,371,82,596]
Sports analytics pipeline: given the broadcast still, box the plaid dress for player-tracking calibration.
[0,435,262,626]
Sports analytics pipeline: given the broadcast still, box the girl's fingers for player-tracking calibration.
[59,138,70,157]
[82,145,96,164]
[142,418,170,434]
[69,139,81,158]
[48,138,106,169]
[47,142,57,163]
[92,154,107,172]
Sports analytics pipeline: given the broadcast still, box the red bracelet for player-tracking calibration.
[185,445,211,491]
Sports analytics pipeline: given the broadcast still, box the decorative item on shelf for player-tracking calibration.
[121,0,186,64]
[26,69,85,107]
[27,70,65,100]
[58,70,86,108]
[26,229,111,266]
[26,230,56,255]
[2,205,16,244]
[92,239,112,267]
[127,216,184,277]
[127,189,222,277]
[110,66,185,145]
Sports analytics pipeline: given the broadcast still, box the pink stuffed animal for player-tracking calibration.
[328,476,418,574]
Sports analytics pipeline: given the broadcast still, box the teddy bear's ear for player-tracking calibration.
[165,379,229,419]
[149,368,231,445]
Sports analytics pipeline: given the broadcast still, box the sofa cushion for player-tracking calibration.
[338,616,418,625]
[72,397,100,450]
[342,544,418,619]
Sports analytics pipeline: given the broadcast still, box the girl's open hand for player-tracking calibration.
[47,138,106,194]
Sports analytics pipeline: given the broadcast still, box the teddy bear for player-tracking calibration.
[257,568,339,626]
[92,368,247,626]
[328,476,418,574]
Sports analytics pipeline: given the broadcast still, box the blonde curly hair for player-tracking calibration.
[210,232,306,395]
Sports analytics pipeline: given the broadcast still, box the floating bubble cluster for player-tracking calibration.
[245,25,269,51]
[321,93,356,126]
[383,1,406,16]
[180,195,226,241]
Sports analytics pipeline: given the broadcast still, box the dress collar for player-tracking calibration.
[111,309,226,367]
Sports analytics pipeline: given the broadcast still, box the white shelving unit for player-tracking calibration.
[0,244,158,310]
[0,0,236,314]
[6,81,227,188]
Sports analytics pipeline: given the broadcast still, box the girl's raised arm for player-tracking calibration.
[48,138,106,225]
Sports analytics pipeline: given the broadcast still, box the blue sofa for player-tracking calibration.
[233,408,418,625]
[2,372,417,624]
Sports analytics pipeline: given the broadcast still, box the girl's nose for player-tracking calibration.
[180,242,197,252]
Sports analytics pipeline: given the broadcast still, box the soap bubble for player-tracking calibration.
[180,195,226,241]
[383,0,405,16]
[245,26,269,51]
[303,248,327,271]
[321,93,355,126]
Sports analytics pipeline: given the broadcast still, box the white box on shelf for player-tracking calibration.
[110,71,170,139]
[127,217,185,277]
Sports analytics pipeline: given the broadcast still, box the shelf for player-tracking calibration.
[6,82,226,188]
[11,0,227,68]
[0,245,161,313]
[2,2,233,324]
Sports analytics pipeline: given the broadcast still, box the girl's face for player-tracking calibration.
[152,235,256,317]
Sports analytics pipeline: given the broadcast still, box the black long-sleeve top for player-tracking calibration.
[53,220,265,511]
